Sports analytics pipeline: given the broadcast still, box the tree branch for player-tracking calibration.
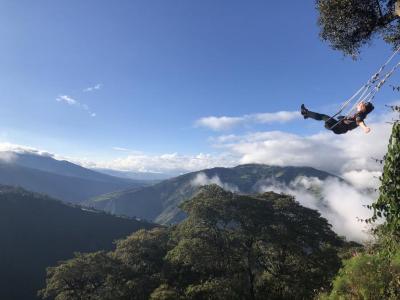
[376,0,384,18]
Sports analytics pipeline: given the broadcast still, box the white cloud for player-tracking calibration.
[321,178,374,242]
[0,151,17,163]
[191,173,239,192]
[222,130,349,175]
[56,95,77,105]
[196,116,245,131]
[210,134,239,144]
[112,147,131,152]
[0,143,55,158]
[84,83,102,92]
[56,95,96,117]
[196,111,300,131]
[213,115,393,176]
[0,142,235,175]
[253,111,300,123]
[342,170,381,190]
[111,147,144,155]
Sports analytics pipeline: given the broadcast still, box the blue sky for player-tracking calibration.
[0,0,398,173]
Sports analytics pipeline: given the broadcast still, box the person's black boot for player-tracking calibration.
[301,104,309,119]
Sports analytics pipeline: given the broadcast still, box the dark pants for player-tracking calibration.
[304,110,348,134]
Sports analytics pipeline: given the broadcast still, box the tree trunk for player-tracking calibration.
[246,242,256,300]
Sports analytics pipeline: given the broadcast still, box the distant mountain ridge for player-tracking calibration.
[0,185,154,300]
[93,168,174,181]
[85,164,340,224]
[0,151,149,203]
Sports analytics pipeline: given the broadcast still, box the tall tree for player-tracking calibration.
[167,185,344,299]
[39,228,171,300]
[317,0,400,56]
[112,228,171,299]
[38,252,124,300]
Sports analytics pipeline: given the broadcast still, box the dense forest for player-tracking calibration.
[40,185,357,299]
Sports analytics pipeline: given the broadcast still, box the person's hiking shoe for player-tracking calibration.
[301,104,308,119]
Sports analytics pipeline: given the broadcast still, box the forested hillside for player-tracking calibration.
[0,186,154,300]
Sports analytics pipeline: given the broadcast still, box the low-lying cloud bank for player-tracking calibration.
[342,169,381,190]
[258,176,375,242]
[191,173,239,193]
[0,151,17,163]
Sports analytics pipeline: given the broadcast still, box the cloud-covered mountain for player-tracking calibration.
[0,151,149,203]
[85,164,339,225]
[0,185,154,300]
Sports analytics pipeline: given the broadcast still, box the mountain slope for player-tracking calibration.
[0,185,154,300]
[0,152,148,203]
[85,164,339,224]
[8,151,135,184]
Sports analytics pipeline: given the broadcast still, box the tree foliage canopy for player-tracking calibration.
[39,185,348,300]
[320,249,400,299]
[317,0,400,56]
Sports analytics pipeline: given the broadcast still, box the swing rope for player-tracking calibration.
[328,47,400,130]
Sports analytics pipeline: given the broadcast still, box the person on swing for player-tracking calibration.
[300,101,374,134]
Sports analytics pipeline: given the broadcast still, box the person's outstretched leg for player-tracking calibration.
[301,104,331,121]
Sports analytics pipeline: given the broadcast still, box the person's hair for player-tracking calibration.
[364,102,374,114]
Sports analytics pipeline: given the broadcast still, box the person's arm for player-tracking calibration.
[357,120,371,133]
